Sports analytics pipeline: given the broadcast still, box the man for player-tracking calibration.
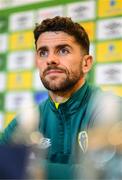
[0,16,122,179]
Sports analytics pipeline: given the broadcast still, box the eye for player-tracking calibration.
[59,48,70,55]
[39,50,48,57]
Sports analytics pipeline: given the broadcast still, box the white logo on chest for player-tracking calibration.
[39,137,51,149]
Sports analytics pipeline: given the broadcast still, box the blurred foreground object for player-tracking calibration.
[77,121,122,179]
[0,144,45,179]
[12,99,41,145]
[0,145,29,179]
[0,99,46,179]
[88,121,122,150]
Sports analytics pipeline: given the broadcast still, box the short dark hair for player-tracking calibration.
[33,16,90,54]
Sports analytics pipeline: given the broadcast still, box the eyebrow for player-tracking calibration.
[37,46,47,53]
[37,44,73,53]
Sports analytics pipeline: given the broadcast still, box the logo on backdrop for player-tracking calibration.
[110,0,116,6]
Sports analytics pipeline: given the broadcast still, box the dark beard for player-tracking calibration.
[40,65,84,92]
[41,75,82,92]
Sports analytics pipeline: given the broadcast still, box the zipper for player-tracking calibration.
[58,108,71,154]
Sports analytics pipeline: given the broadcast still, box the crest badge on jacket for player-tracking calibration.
[78,131,88,153]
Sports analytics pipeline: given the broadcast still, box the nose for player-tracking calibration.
[47,53,59,65]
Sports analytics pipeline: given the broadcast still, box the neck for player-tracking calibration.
[49,79,85,103]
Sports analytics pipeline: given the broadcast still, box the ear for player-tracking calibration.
[82,55,93,74]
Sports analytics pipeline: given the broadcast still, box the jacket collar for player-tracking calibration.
[49,82,92,114]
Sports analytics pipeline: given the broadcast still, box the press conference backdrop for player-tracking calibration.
[0,0,122,130]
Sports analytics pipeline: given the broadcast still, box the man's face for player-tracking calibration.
[36,31,85,92]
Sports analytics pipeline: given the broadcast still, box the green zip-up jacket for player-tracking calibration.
[0,82,121,179]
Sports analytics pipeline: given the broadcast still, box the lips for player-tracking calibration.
[46,69,64,75]
[44,67,66,76]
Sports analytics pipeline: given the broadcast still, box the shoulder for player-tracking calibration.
[89,86,122,127]
[0,118,17,144]
[38,97,50,113]
[89,85,121,105]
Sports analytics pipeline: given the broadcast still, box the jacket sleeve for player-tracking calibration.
[0,118,17,144]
